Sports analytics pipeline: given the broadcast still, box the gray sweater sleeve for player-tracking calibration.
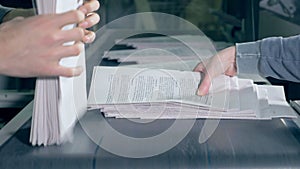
[0,4,12,23]
[236,35,300,82]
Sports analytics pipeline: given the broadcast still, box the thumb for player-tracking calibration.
[193,63,204,72]
[197,73,211,96]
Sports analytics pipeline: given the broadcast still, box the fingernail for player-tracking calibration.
[84,34,93,43]
[84,31,96,43]
[89,18,95,25]
[79,21,88,28]
[197,89,204,96]
[84,36,91,43]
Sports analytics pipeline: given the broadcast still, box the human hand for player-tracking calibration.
[0,10,87,77]
[193,46,237,95]
[0,1,100,78]
[78,0,100,43]
[2,0,100,44]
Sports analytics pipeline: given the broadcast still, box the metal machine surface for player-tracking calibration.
[1,29,300,169]
[0,108,300,169]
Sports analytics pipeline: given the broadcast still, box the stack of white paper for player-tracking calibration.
[30,0,87,146]
[88,66,297,120]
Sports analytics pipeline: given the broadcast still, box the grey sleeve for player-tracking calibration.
[0,4,12,23]
[236,35,300,83]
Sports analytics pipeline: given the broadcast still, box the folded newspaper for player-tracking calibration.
[30,0,87,146]
[88,66,297,120]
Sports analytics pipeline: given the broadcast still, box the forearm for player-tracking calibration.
[236,35,300,82]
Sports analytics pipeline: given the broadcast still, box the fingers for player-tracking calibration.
[47,42,84,77]
[56,10,85,27]
[77,0,100,43]
[197,74,211,96]
[78,0,100,14]
[53,41,84,59]
[82,30,96,43]
[193,62,205,72]
[58,41,84,59]
[46,64,83,77]
[40,42,84,77]
[193,61,210,95]
[194,63,211,96]
[55,66,83,77]
[78,0,100,28]
[78,12,100,28]
[54,28,94,46]
[225,64,237,77]
[57,27,84,44]
[54,0,100,28]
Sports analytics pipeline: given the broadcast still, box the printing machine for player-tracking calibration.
[0,0,300,168]
[0,28,299,168]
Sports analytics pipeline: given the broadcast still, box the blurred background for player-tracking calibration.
[0,0,299,127]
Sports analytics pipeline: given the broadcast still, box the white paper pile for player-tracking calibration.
[30,0,87,146]
[88,66,297,120]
